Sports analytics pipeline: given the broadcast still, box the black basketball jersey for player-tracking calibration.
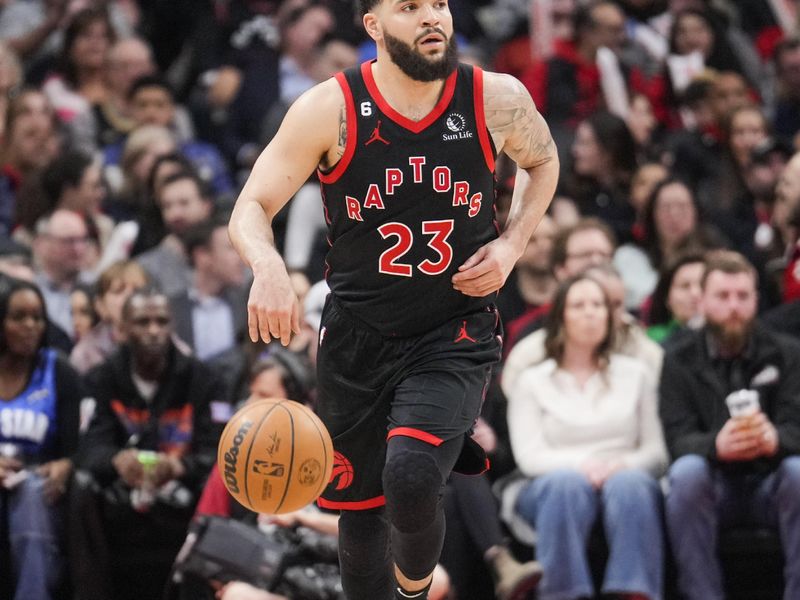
[318,61,498,337]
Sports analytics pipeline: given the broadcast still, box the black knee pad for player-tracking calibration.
[383,450,442,533]
[338,509,391,575]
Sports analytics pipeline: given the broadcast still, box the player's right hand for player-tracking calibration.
[247,265,301,346]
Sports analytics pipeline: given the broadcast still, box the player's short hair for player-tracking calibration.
[701,250,757,289]
[356,0,382,17]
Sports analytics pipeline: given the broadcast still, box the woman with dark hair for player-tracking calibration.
[0,277,84,600]
[699,105,770,256]
[641,177,726,273]
[504,274,667,600]
[42,7,116,151]
[668,9,747,77]
[561,111,639,244]
[40,150,112,265]
[646,253,705,344]
[613,162,669,310]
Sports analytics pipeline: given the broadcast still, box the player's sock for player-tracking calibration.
[394,580,432,599]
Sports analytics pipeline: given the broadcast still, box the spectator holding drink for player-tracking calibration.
[661,250,800,600]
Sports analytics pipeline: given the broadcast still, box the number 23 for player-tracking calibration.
[378,220,454,277]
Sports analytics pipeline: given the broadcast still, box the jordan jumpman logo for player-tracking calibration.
[365,119,390,145]
[454,320,477,343]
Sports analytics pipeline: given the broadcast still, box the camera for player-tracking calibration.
[173,516,296,590]
[277,564,344,600]
[172,515,344,598]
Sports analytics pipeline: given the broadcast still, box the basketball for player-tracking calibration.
[217,399,334,514]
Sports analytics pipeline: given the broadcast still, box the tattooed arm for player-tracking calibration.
[452,72,559,298]
[336,104,348,160]
[484,71,559,250]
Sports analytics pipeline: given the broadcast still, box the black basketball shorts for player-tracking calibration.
[315,295,502,511]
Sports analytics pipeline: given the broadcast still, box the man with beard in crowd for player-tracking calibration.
[660,250,800,600]
[227,0,559,597]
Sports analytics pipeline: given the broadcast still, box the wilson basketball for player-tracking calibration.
[217,399,334,514]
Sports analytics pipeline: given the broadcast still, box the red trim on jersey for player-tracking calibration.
[318,72,357,184]
[361,60,457,134]
[320,180,332,226]
[317,495,386,511]
[473,67,495,172]
[387,427,444,446]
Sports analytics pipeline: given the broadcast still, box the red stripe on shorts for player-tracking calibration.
[317,495,386,511]
[386,427,444,446]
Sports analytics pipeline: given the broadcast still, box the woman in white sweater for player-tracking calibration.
[507,274,668,600]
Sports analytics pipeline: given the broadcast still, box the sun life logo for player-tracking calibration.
[445,112,466,133]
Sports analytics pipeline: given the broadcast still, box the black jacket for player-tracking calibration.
[168,286,248,357]
[659,325,800,473]
[79,343,225,491]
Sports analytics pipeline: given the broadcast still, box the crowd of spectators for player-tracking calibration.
[0,0,800,599]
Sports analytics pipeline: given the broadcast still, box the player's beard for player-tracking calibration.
[706,316,754,355]
[383,29,458,82]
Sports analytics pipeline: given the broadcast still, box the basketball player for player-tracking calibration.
[228,0,559,598]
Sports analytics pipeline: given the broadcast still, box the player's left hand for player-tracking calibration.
[452,238,518,297]
[471,418,497,453]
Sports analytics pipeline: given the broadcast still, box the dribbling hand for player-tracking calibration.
[248,264,301,346]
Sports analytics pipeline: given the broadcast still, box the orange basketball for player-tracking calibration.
[217,399,334,514]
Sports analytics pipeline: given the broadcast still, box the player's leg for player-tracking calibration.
[382,435,463,598]
[314,298,401,600]
[338,507,394,600]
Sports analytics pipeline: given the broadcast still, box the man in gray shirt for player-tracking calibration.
[32,208,90,339]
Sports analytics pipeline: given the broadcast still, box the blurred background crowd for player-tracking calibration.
[1,0,800,599]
